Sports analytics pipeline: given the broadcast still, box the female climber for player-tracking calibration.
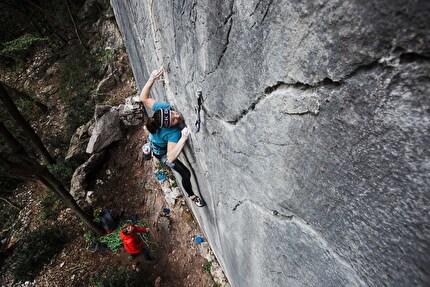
[140,68,205,207]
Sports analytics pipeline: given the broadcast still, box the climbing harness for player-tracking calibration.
[195,91,203,133]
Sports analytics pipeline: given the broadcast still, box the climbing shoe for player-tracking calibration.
[192,196,206,207]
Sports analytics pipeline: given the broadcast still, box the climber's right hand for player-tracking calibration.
[150,68,164,81]
[181,127,190,139]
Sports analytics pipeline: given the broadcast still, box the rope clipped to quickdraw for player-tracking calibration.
[195,90,203,133]
[97,219,158,253]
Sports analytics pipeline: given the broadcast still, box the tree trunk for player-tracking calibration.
[37,168,105,235]
[0,152,105,236]
[64,0,86,50]
[0,83,56,164]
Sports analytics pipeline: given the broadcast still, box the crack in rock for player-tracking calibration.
[217,15,233,68]
[265,77,341,94]
[272,209,294,220]
[203,2,235,81]
[250,0,262,16]
[232,200,243,211]
[223,51,425,126]
[249,0,273,25]
[226,82,321,125]
[189,1,197,23]
[208,50,427,130]
[260,0,274,24]
[226,93,266,125]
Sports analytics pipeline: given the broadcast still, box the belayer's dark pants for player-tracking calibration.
[155,154,194,197]
[130,248,152,261]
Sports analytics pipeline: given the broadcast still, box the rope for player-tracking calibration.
[97,219,158,253]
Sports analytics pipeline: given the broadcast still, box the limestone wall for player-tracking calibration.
[110,1,430,286]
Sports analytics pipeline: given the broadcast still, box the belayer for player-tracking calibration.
[120,223,157,270]
[140,68,205,207]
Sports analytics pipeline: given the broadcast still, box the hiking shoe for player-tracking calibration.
[192,196,206,207]
[132,262,140,271]
[145,258,158,265]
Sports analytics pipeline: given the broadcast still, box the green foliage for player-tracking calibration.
[12,226,69,282]
[44,129,87,183]
[47,158,78,183]
[103,49,112,62]
[43,133,69,157]
[93,207,103,223]
[0,176,23,191]
[14,96,45,122]
[40,191,63,220]
[91,267,150,287]
[169,178,178,188]
[203,261,213,274]
[58,46,102,133]
[84,230,96,242]
[14,97,34,116]
[0,202,19,231]
[62,91,95,133]
[0,34,47,58]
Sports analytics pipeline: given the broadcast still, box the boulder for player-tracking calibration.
[86,107,122,154]
[118,96,144,126]
[160,182,181,207]
[70,151,107,201]
[94,104,112,119]
[95,70,117,95]
[65,120,94,160]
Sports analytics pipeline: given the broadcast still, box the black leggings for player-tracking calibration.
[155,154,194,197]
[170,159,194,197]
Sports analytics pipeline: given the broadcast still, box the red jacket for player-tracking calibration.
[119,225,148,254]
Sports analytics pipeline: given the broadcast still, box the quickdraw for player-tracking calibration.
[195,91,203,133]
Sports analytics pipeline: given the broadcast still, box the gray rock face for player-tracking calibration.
[110,1,430,286]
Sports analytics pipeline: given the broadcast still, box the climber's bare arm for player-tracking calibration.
[140,68,164,109]
[166,128,190,163]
